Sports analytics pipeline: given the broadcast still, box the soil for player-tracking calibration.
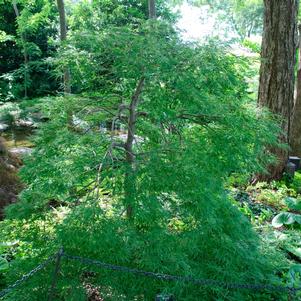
[0,137,23,219]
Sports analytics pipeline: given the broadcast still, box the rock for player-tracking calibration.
[73,116,90,131]
[114,133,144,144]
[0,123,9,131]
[15,118,37,128]
[9,147,33,156]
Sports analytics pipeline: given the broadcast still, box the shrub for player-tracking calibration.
[2,21,285,300]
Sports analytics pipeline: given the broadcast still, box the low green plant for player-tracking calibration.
[282,197,301,211]
[290,172,301,194]
[272,212,301,228]
[227,173,250,188]
[256,189,285,208]
[242,39,261,54]
[0,102,20,125]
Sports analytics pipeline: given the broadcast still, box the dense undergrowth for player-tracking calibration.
[228,173,301,293]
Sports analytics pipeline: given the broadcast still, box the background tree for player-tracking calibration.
[192,0,264,41]
[258,0,299,180]
[0,0,23,101]
[148,0,156,19]
[56,0,70,94]
[0,0,58,100]
[12,0,28,98]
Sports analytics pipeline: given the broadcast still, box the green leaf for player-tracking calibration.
[272,212,296,228]
[0,30,14,43]
[283,197,301,211]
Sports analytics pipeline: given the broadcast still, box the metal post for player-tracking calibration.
[48,247,64,301]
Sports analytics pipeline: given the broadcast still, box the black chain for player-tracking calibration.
[63,254,300,294]
[1,251,300,299]
[0,254,56,299]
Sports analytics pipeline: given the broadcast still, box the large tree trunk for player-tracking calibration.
[258,0,298,180]
[56,0,71,94]
[290,24,301,157]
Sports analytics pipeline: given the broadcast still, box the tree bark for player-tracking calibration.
[56,0,71,94]
[123,2,154,218]
[148,0,156,19]
[290,24,301,157]
[124,77,145,219]
[12,0,28,98]
[258,0,299,180]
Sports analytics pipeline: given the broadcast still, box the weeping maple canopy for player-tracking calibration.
[3,21,284,300]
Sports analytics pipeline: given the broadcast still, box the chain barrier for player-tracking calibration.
[0,254,56,299]
[1,250,301,299]
[63,254,300,294]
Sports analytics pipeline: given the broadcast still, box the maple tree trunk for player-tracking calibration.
[124,78,145,219]
[258,0,298,180]
[123,2,155,218]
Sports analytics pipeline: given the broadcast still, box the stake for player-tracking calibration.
[48,247,64,301]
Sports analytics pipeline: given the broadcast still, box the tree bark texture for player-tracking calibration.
[56,0,71,94]
[124,78,145,219]
[258,0,299,180]
[290,24,301,157]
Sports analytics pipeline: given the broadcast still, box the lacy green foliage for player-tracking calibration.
[69,0,177,30]
[2,22,285,300]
